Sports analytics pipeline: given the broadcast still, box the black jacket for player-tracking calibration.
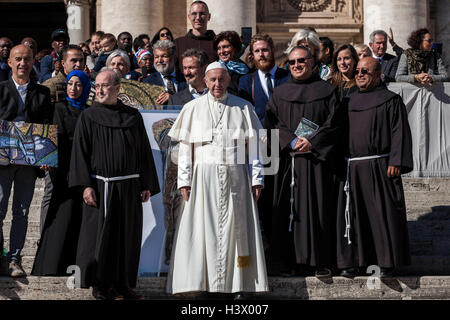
[167,87,194,106]
[379,53,399,83]
[0,78,53,124]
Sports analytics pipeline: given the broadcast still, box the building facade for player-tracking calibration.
[0,0,448,65]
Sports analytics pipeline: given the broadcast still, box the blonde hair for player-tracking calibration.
[285,29,321,61]
[354,43,372,55]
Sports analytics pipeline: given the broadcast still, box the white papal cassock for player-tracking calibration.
[166,92,269,294]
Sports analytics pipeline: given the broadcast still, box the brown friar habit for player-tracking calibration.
[68,101,160,289]
[336,84,413,269]
[265,75,343,271]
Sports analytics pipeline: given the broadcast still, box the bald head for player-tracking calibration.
[21,37,38,57]
[8,44,34,83]
[0,37,13,60]
[355,56,382,91]
[95,68,121,105]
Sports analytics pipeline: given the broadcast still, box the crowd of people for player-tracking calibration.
[0,0,448,300]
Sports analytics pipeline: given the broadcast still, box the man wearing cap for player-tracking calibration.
[39,29,70,83]
[166,61,268,298]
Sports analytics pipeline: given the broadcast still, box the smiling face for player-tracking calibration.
[370,34,387,57]
[95,71,120,104]
[188,3,210,33]
[217,39,234,63]
[288,48,313,81]
[355,57,381,91]
[90,35,101,55]
[8,45,34,81]
[205,68,230,99]
[336,48,356,78]
[67,75,83,100]
[252,40,275,72]
[153,48,174,75]
[182,56,205,87]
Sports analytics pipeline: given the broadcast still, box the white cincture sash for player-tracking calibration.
[343,154,390,244]
[91,174,140,218]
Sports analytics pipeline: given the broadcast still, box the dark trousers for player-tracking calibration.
[0,165,37,263]
[40,169,56,234]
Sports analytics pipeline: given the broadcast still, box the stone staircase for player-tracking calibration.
[1,177,450,300]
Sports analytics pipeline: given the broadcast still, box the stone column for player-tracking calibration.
[97,0,163,40]
[434,0,450,70]
[65,0,91,44]
[364,0,429,55]
[196,0,256,35]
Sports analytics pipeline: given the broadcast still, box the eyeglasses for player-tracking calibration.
[355,68,372,75]
[422,38,433,43]
[160,32,170,37]
[94,83,113,90]
[288,58,308,65]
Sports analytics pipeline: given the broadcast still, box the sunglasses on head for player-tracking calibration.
[355,68,372,75]
[160,32,170,37]
[288,57,308,65]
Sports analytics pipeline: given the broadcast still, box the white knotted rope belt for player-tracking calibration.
[343,154,389,244]
[91,174,140,218]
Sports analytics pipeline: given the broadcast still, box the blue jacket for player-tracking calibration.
[39,55,55,83]
[238,67,289,124]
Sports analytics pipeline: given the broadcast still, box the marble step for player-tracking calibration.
[0,276,449,300]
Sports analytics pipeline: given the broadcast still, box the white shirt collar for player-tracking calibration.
[373,54,384,60]
[257,65,277,79]
[12,77,30,92]
[189,84,208,95]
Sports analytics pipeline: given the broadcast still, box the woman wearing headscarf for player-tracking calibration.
[32,70,91,276]
[134,48,155,81]
[396,28,448,84]
[213,30,250,95]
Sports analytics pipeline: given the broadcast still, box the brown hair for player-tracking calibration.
[213,31,242,60]
[407,28,431,50]
[100,33,117,44]
[328,44,358,89]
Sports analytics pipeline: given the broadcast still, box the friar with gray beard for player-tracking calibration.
[142,40,187,105]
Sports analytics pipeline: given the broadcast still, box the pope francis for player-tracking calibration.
[166,62,269,296]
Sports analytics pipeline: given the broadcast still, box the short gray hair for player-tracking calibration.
[153,39,176,57]
[369,30,388,43]
[181,48,208,67]
[285,28,321,61]
[98,68,121,85]
[105,49,131,72]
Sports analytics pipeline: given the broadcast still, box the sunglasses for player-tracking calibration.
[422,38,433,43]
[288,58,308,65]
[160,32,170,37]
[355,68,372,75]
